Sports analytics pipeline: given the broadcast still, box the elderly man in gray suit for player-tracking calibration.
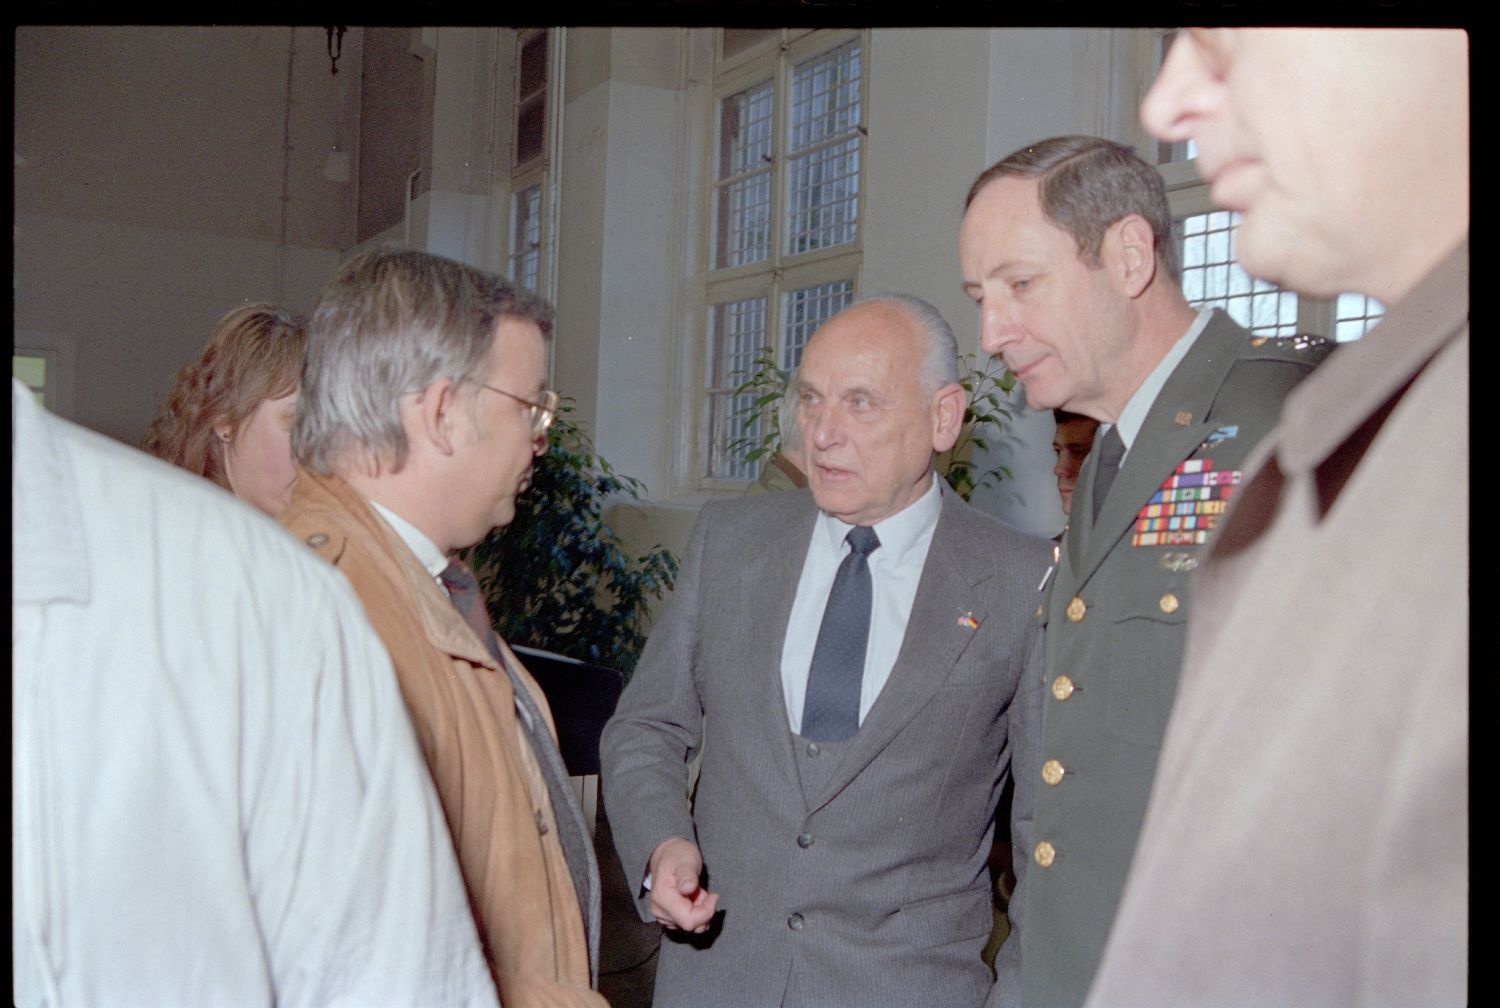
[601,294,1049,1008]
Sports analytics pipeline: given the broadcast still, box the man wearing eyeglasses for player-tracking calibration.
[279,248,604,1007]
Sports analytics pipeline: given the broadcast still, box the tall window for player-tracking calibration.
[510,182,542,292]
[509,30,549,293]
[1151,30,1381,343]
[703,31,865,482]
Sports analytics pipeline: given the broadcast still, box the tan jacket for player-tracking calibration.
[1086,242,1468,1007]
[281,470,605,1008]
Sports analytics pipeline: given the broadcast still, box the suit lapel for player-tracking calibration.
[804,493,987,814]
[739,495,821,798]
[1074,311,1244,587]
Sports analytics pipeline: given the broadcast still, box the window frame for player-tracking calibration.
[506,28,555,298]
[696,27,868,489]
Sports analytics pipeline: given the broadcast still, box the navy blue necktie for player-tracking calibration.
[802,526,881,742]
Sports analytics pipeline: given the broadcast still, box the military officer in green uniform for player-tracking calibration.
[958,135,1330,1008]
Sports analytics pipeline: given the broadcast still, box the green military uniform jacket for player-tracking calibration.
[1019,309,1330,1008]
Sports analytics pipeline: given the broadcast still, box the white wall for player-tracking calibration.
[553,28,697,504]
[13,26,357,443]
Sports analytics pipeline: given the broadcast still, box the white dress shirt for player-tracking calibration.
[1104,305,1214,461]
[781,473,944,733]
[367,499,538,734]
[11,380,498,1008]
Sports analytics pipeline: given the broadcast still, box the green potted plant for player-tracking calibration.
[464,399,678,681]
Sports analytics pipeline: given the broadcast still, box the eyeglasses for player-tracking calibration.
[473,382,559,437]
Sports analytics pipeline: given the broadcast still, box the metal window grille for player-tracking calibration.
[706,297,770,480]
[782,280,853,370]
[1180,211,1299,337]
[510,184,542,292]
[786,40,861,255]
[1334,292,1385,342]
[715,81,774,269]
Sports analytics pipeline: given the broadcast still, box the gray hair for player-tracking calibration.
[294,247,555,475]
[852,292,961,394]
[965,135,1180,281]
[777,376,801,447]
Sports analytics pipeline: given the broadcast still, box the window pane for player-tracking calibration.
[787,140,859,255]
[1179,210,1298,337]
[789,41,860,152]
[706,297,769,479]
[716,80,774,269]
[510,184,542,291]
[519,34,547,99]
[781,279,853,370]
[516,97,545,165]
[716,171,772,269]
[1334,292,1385,342]
[786,41,861,256]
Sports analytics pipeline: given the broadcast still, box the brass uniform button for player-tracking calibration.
[1052,676,1075,701]
[1066,596,1086,622]
[1034,841,1056,868]
[1034,603,1044,620]
[1159,592,1180,614]
[305,532,329,548]
[1250,336,1268,347]
[1041,759,1065,786]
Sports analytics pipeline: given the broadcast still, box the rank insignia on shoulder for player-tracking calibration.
[1251,332,1331,351]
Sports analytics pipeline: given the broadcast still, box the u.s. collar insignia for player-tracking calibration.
[1158,551,1199,573]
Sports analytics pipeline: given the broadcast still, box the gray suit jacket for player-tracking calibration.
[601,486,1049,1008]
[1085,244,1467,1008]
[1023,309,1330,1008]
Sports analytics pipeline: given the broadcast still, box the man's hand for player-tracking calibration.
[647,837,719,933]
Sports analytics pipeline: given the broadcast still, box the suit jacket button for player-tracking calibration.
[1041,759,1065,786]
[1034,841,1056,868]
[797,833,814,849]
[806,742,820,757]
[788,912,806,930]
[1051,675,1075,701]
[1066,596,1086,622]
[1159,592,1180,614]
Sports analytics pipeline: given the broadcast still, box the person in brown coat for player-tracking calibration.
[280,248,606,1007]
[1085,29,1468,1008]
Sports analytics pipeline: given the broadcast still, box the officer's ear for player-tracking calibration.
[1103,214,1158,300]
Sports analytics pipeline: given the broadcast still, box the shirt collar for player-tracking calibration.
[1109,305,1214,454]
[366,498,449,580]
[814,470,943,564]
[12,379,90,604]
